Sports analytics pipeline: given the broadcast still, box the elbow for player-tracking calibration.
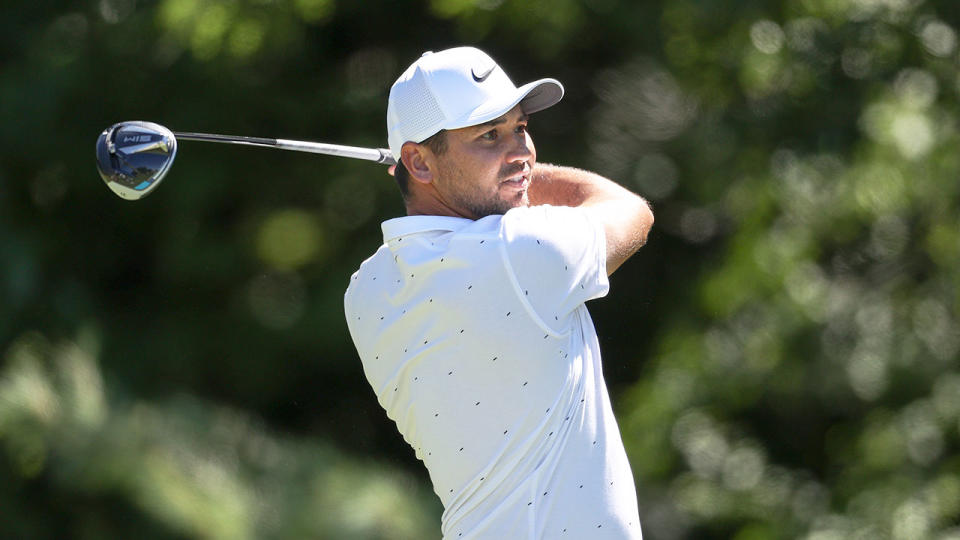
[636,197,654,248]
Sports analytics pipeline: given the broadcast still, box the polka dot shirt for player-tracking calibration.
[344,205,642,539]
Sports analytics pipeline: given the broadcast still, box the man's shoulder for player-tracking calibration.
[500,205,598,243]
[374,207,589,243]
[502,204,592,226]
[500,204,607,286]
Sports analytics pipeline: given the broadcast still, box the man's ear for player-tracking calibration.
[401,142,434,185]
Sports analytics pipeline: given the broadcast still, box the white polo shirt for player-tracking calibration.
[344,205,641,539]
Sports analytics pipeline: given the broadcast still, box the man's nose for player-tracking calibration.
[506,132,533,162]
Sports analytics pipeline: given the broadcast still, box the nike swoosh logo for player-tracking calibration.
[472,65,495,82]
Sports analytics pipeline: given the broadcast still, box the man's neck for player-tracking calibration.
[404,190,475,220]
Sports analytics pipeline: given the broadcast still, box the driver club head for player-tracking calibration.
[96,121,177,200]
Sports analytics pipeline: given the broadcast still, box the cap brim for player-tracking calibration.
[445,78,564,130]
[517,78,564,115]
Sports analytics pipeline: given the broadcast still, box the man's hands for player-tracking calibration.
[529,163,653,275]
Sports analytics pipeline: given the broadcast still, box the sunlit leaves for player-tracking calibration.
[227,18,267,59]
[428,0,584,54]
[858,68,948,161]
[588,60,698,182]
[614,0,960,538]
[917,19,958,57]
[157,0,331,61]
[255,208,325,270]
[293,0,335,24]
[0,334,439,538]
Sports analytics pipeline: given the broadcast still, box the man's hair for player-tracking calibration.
[394,130,448,197]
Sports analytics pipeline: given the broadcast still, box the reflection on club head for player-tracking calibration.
[96,121,177,200]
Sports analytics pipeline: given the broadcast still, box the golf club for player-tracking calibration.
[96,121,396,200]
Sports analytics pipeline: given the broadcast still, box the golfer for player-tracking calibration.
[344,46,653,539]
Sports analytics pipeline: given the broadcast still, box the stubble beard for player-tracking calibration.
[457,189,528,219]
[445,163,530,219]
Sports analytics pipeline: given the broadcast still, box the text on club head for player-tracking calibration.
[121,134,153,143]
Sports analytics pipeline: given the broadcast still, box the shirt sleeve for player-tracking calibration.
[499,205,609,329]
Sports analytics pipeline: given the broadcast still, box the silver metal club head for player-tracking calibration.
[96,121,177,200]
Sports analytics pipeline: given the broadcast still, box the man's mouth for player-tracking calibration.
[500,174,529,190]
[500,165,530,190]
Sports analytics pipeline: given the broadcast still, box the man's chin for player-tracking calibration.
[500,192,530,214]
[462,190,530,218]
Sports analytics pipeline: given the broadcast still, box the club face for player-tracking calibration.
[96,121,177,200]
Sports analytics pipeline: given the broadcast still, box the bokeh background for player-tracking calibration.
[3,0,960,538]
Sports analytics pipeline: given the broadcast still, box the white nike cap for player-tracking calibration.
[386,47,564,161]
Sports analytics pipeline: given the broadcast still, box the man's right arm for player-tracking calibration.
[527,163,653,275]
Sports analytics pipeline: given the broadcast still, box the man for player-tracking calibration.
[344,47,653,539]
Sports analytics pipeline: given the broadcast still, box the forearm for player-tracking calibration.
[528,163,636,208]
[528,163,654,275]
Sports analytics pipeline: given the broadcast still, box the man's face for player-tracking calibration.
[430,105,536,219]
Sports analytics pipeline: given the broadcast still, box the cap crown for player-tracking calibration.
[387,47,563,160]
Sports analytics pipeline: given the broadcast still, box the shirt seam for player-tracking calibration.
[590,210,610,289]
[497,236,568,339]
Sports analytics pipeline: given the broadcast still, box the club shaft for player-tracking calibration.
[173,131,396,165]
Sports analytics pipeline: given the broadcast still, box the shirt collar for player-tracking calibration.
[381,215,473,242]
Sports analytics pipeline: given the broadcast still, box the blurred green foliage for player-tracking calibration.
[1,0,959,538]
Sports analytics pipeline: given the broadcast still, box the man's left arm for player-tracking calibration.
[528,163,653,275]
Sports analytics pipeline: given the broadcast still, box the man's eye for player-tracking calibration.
[516,124,527,133]
[480,130,498,141]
